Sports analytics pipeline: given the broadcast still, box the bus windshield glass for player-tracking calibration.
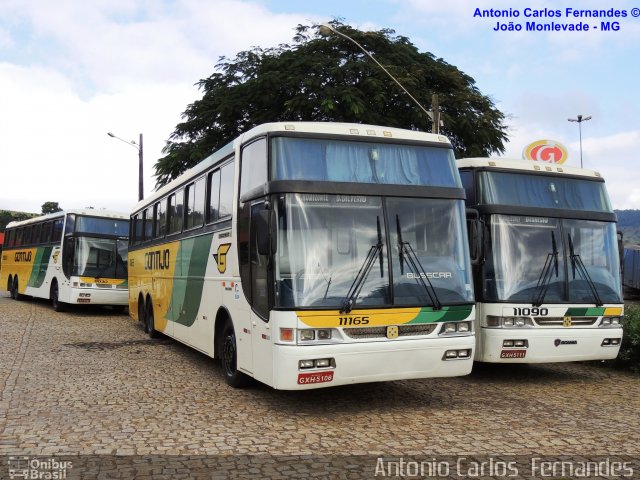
[271,137,460,187]
[75,215,129,236]
[478,171,612,211]
[72,237,128,279]
[274,194,473,309]
[484,215,621,303]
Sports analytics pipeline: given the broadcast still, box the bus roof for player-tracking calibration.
[456,158,604,179]
[134,122,452,213]
[6,209,128,229]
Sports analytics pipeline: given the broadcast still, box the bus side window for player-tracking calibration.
[240,139,267,199]
[52,219,63,243]
[186,178,205,229]
[32,224,42,245]
[459,170,474,206]
[41,222,52,244]
[144,207,154,240]
[156,200,167,238]
[167,191,184,235]
[15,228,24,247]
[219,162,234,218]
[207,170,221,223]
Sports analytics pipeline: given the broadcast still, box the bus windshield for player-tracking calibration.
[271,137,460,187]
[72,237,128,279]
[484,215,621,303]
[274,194,473,308]
[478,171,612,211]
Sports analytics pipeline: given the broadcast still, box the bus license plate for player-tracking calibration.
[297,371,334,385]
[500,350,526,359]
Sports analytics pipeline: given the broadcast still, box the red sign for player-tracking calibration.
[500,350,527,359]
[297,371,334,385]
[523,139,568,164]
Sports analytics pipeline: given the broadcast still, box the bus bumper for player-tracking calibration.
[477,327,623,363]
[69,287,129,306]
[271,335,474,390]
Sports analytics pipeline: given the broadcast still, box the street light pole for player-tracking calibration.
[318,23,436,131]
[108,132,144,201]
[567,114,591,168]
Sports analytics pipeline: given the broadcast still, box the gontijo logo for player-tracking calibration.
[522,139,568,164]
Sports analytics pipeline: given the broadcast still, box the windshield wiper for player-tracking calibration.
[396,215,442,310]
[533,231,559,307]
[568,233,603,306]
[340,217,384,314]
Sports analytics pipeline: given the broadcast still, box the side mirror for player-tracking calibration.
[466,208,484,266]
[256,208,276,256]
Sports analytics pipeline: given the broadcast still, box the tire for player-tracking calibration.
[51,282,65,312]
[9,277,16,300]
[219,321,250,388]
[137,297,146,325]
[145,301,157,338]
[12,277,22,301]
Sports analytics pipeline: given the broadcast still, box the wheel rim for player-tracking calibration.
[222,332,237,377]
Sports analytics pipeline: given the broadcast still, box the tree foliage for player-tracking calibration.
[155,22,508,187]
[41,201,62,214]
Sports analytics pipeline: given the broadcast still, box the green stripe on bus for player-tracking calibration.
[27,246,52,288]
[565,307,605,317]
[167,234,213,327]
[407,305,473,324]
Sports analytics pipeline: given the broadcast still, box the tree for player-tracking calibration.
[41,201,62,214]
[155,22,508,187]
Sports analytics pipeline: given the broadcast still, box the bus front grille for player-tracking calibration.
[343,323,438,339]
[535,317,598,326]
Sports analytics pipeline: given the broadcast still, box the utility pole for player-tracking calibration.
[431,94,440,134]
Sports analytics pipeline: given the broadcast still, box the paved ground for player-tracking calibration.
[0,292,639,478]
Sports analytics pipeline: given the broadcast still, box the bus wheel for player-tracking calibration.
[137,297,146,325]
[220,321,250,388]
[145,302,157,338]
[51,282,65,312]
[12,277,22,301]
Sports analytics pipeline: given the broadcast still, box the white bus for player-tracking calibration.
[129,122,476,390]
[1,210,129,311]
[458,158,624,363]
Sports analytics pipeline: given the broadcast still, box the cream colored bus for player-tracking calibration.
[129,122,476,390]
[1,210,129,311]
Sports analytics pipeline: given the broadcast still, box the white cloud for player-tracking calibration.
[0,0,316,214]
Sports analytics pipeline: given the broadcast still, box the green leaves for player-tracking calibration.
[154,21,508,188]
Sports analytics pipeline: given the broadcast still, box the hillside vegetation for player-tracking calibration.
[0,210,37,232]
[616,209,640,246]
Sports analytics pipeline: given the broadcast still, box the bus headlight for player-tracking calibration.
[443,323,457,334]
[299,329,315,341]
[440,321,472,335]
[489,317,534,328]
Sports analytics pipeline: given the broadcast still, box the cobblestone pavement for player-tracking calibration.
[0,293,639,477]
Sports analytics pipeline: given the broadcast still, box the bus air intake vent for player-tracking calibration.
[535,317,597,326]
[343,324,437,339]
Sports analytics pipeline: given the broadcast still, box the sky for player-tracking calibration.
[1,0,639,213]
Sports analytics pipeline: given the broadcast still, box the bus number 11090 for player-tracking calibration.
[512,307,548,316]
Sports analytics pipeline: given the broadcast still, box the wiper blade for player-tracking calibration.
[568,234,603,306]
[340,217,384,314]
[396,215,442,310]
[533,231,559,307]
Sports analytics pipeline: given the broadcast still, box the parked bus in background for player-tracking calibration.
[129,122,476,390]
[1,210,129,311]
[458,158,624,363]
